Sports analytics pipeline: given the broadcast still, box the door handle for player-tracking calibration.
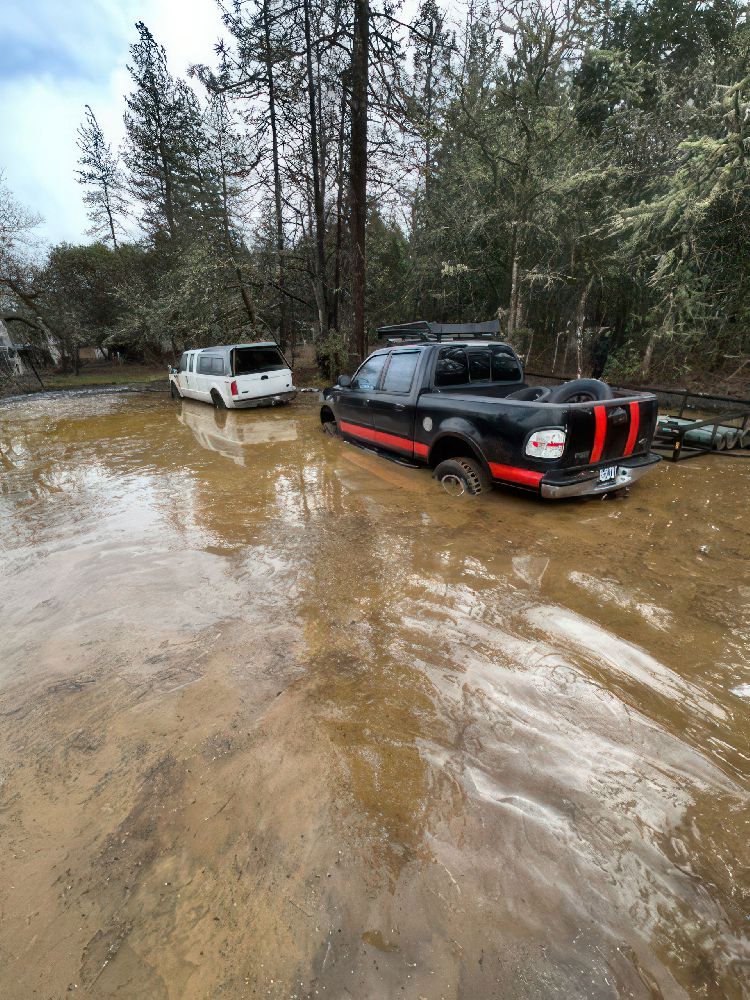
[393,403,406,411]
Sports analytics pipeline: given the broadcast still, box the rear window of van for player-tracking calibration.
[233,347,286,375]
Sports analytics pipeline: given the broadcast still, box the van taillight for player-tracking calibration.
[525,429,566,459]
[230,380,238,396]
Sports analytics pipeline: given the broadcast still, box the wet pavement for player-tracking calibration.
[0,391,748,999]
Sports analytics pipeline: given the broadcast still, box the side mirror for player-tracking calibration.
[337,374,352,388]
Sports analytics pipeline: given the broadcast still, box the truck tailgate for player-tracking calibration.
[566,397,659,467]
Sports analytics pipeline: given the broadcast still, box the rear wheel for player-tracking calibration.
[211,390,227,409]
[433,457,488,497]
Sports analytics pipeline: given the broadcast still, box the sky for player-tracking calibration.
[0,0,226,246]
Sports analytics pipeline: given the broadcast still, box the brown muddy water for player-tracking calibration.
[0,391,748,1000]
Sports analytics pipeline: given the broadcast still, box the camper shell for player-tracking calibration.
[170,342,296,409]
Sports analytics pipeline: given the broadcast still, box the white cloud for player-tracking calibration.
[0,0,226,246]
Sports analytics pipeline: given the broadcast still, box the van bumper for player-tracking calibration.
[540,453,661,499]
[230,389,298,409]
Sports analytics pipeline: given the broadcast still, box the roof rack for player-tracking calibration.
[376,320,501,344]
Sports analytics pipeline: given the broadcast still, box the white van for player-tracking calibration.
[169,342,296,409]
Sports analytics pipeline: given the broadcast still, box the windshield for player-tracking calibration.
[233,347,286,375]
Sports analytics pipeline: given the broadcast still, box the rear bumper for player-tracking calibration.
[540,453,661,499]
[230,389,297,409]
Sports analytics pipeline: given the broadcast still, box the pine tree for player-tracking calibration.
[123,22,195,240]
[76,106,126,247]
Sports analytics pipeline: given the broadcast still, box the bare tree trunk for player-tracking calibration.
[641,330,659,378]
[103,180,118,249]
[236,269,257,330]
[262,0,289,351]
[303,0,329,340]
[508,221,520,337]
[331,85,347,333]
[157,136,176,238]
[575,278,594,378]
[349,0,369,361]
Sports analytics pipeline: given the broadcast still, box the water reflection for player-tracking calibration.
[178,400,298,466]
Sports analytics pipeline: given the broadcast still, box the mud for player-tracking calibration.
[0,392,748,999]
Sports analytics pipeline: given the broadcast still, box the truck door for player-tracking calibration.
[368,350,421,457]
[183,352,197,398]
[336,352,389,443]
[176,352,189,395]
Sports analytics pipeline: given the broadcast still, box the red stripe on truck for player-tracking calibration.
[623,402,640,456]
[339,420,414,455]
[590,405,607,463]
[488,463,544,488]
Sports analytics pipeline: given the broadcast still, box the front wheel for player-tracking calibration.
[170,382,181,400]
[433,457,489,497]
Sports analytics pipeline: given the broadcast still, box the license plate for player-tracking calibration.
[599,466,617,483]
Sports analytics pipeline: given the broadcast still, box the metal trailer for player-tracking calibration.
[523,370,750,463]
[653,409,750,461]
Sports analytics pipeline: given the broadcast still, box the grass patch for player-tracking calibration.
[43,367,166,390]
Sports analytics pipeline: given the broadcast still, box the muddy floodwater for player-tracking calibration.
[1,391,748,1000]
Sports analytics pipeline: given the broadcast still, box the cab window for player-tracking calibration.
[352,353,388,390]
[491,347,521,381]
[178,353,188,372]
[435,348,469,386]
[383,351,420,393]
[467,349,491,382]
[188,354,196,373]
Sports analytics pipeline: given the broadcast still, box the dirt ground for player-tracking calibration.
[0,390,748,999]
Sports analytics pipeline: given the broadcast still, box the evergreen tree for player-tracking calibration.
[76,106,127,247]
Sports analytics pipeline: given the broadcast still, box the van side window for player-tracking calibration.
[198,355,219,375]
[178,353,188,372]
[211,357,224,374]
[435,348,469,387]
[383,351,420,393]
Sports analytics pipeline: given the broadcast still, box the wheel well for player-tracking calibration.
[320,406,335,424]
[210,388,223,401]
[429,434,487,472]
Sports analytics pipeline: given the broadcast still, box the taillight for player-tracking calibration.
[230,380,238,397]
[525,429,566,459]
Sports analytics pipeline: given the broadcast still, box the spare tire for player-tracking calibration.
[546,378,613,403]
[506,385,551,401]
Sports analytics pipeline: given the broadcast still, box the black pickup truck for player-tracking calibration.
[320,333,660,499]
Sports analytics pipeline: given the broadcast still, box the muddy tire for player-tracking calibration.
[170,382,181,400]
[211,390,227,410]
[322,415,339,437]
[433,457,488,497]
